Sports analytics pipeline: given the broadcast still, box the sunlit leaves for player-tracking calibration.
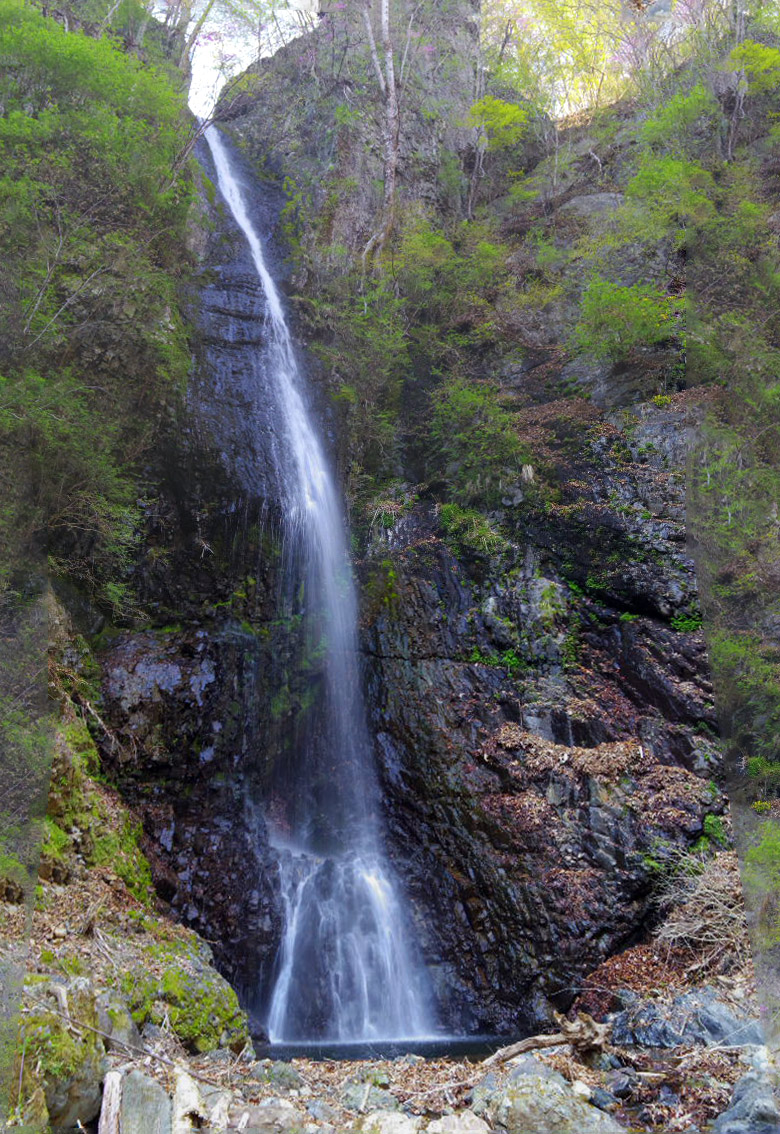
[729,39,780,94]
[466,95,529,151]
[573,276,679,361]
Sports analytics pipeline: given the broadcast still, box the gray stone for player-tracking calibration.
[558,193,624,218]
[96,992,142,1053]
[262,1060,304,1091]
[491,1074,625,1134]
[604,1067,640,1100]
[676,990,765,1047]
[506,1057,567,1087]
[426,1111,491,1133]
[712,1072,780,1134]
[234,1099,308,1133]
[342,1081,400,1112]
[307,1098,339,1122]
[119,1070,172,1134]
[590,1086,620,1111]
[611,988,765,1049]
[356,1111,422,1134]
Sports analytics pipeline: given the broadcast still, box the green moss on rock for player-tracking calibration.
[17,977,107,1132]
[117,941,250,1054]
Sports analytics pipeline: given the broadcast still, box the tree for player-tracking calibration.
[362,0,400,259]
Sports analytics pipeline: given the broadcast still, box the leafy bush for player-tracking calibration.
[670,611,703,632]
[639,83,720,154]
[430,380,525,505]
[729,40,780,94]
[573,276,678,361]
[624,156,716,243]
[709,630,780,764]
[393,217,508,327]
[0,0,192,601]
[439,503,508,555]
[467,95,529,151]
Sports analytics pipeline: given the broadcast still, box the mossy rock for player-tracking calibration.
[41,719,154,904]
[17,977,108,1132]
[119,949,250,1054]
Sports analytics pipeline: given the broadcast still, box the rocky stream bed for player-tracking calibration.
[3,792,779,1134]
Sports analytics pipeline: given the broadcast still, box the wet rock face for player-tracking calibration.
[99,624,283,1004]
[189,137,302,505]
[361,420,721,1034]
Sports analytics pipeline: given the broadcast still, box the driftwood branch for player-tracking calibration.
[482,1013,612,1070]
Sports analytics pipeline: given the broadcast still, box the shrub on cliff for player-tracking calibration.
[429,378,526,506]
[573,276,679,362]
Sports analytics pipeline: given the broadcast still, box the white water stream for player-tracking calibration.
[205,127,433,1042]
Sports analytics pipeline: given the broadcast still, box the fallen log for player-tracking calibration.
[482,1012,612,1069]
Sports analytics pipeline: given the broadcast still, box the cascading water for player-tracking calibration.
[204,127,434,1043]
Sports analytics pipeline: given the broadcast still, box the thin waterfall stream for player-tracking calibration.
[204,128,434,1043]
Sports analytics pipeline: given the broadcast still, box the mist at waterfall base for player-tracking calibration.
[204,128,439,1048]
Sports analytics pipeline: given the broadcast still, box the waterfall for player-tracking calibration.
[204,128,434,1043]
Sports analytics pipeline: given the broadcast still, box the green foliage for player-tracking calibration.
[0,0,192,602]
[482,0,631,114]
[363,557,400,616]
[40,818,69,860]
[468,644,525,675]
[430,379,525,506]
[308,274,407,475]
[573,276,678,361]
[709,630,780,764]
[92,817,153,906]
[670,611,703,632]
[467,95,529,151]
[639,83,720,154]
[745,821,780,943]
[729,40,780,94]
[393,216,508,330]
[624,156,716,242]
[46,715,154,903]
[438,503,509,556]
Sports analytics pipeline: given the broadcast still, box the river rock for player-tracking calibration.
[257,1060,304,1091]
[711,1071,780,1134]
[604,1067,640,1099]
[506,1057,567,1086]
[354,1112,423,1134]
[611,987,765,1048]
[232,1099,308,1133]
[342,1081,401,1111]
[96,991,142,1052]
[119,1070,173,1134]
[426,1111,492,1133]
[490,1072,626,1134]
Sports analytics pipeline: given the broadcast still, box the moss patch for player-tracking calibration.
[117,939,249,1054]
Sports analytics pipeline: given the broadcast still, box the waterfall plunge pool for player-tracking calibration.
[255,1036,521,1062]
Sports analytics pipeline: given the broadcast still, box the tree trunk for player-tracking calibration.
[362,0,401,263]
[379,0,400,245]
